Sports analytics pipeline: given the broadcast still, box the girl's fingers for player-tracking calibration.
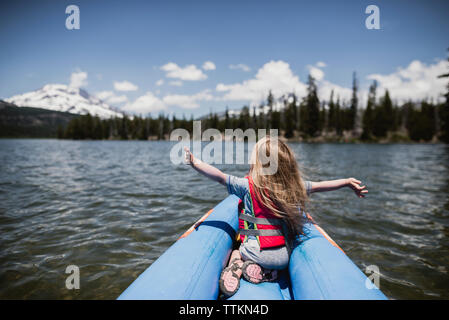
[356,190,368,198]
[348,180,368,198]
[184,147,192,161]
[351,182,365,190]
[184,147,192,164]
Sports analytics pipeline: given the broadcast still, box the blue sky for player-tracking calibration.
[1,0,448,117]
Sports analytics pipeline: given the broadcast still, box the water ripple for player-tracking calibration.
[0,140,448,299]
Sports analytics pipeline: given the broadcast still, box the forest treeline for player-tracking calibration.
[60,72,449,143]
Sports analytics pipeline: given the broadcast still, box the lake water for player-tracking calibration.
[0,139,448,299]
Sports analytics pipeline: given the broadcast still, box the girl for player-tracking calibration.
[184,136,367,298]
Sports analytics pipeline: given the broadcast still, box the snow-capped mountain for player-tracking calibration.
[5,84,123,119]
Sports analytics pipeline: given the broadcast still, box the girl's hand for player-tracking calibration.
[184,147,195,166]
[347,178,368,198]
[183,146,226,185]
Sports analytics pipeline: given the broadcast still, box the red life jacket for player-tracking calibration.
[238,176,286,250]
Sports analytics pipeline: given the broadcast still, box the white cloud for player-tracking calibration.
[114,80,138,91]
[229,64,251,72]
[117,58,448,114]
[318,81,353,103]
[202,61,216,71]
[163,90,214,109]
[96,91,128,105]
[216,60,307,104]
[163,95,198,109]
[168,80,183,87]
[217,60,357,105]
[121,89,215,113]
[160,62,207,81]
[307,65,325,81]
[316,61,327,68]
[122,92,167,114]
[156,79,164,86]
[69,70,88,88]
[367,59,448,103]
[107,94,128,105]
[96,91,114,101]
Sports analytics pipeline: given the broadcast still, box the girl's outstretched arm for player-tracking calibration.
[184,147,227,186]
[310,178,368,198]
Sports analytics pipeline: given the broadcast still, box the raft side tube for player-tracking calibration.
[118,195,240,300]
[289,223,387,300]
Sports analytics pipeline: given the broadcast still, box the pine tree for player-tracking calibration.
[335,96,342,136]
[284,98,295,138]
[271,110,281,130]
[104,119,111,139]
[252,106,258,130]
[438,48,449,143]
[120,116,128,140]
[138,118,149,140]
[373,90,393,138]
[84,114,94,139]
[319,101,326,132]
[407,101,437,141]
[258,103,266,129]
[303,75,321,137]
[291,94,299,131]
[349,72,358,131]
[327,90,336,132]
[93,116,103,139]
[299,101,307,135]
[362,80,377,140]
[224,106,230,129]
[267,90,274,130]
[239,106,250,131]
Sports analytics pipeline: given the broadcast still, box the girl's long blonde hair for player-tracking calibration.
[249,136,309,243]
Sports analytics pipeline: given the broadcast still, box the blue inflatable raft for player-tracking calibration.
[118,195,387,300]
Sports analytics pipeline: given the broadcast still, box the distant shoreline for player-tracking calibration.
[0,136,446,145]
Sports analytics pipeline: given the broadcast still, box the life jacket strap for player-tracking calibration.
[239,228,284,237]
[238,213,282,226]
